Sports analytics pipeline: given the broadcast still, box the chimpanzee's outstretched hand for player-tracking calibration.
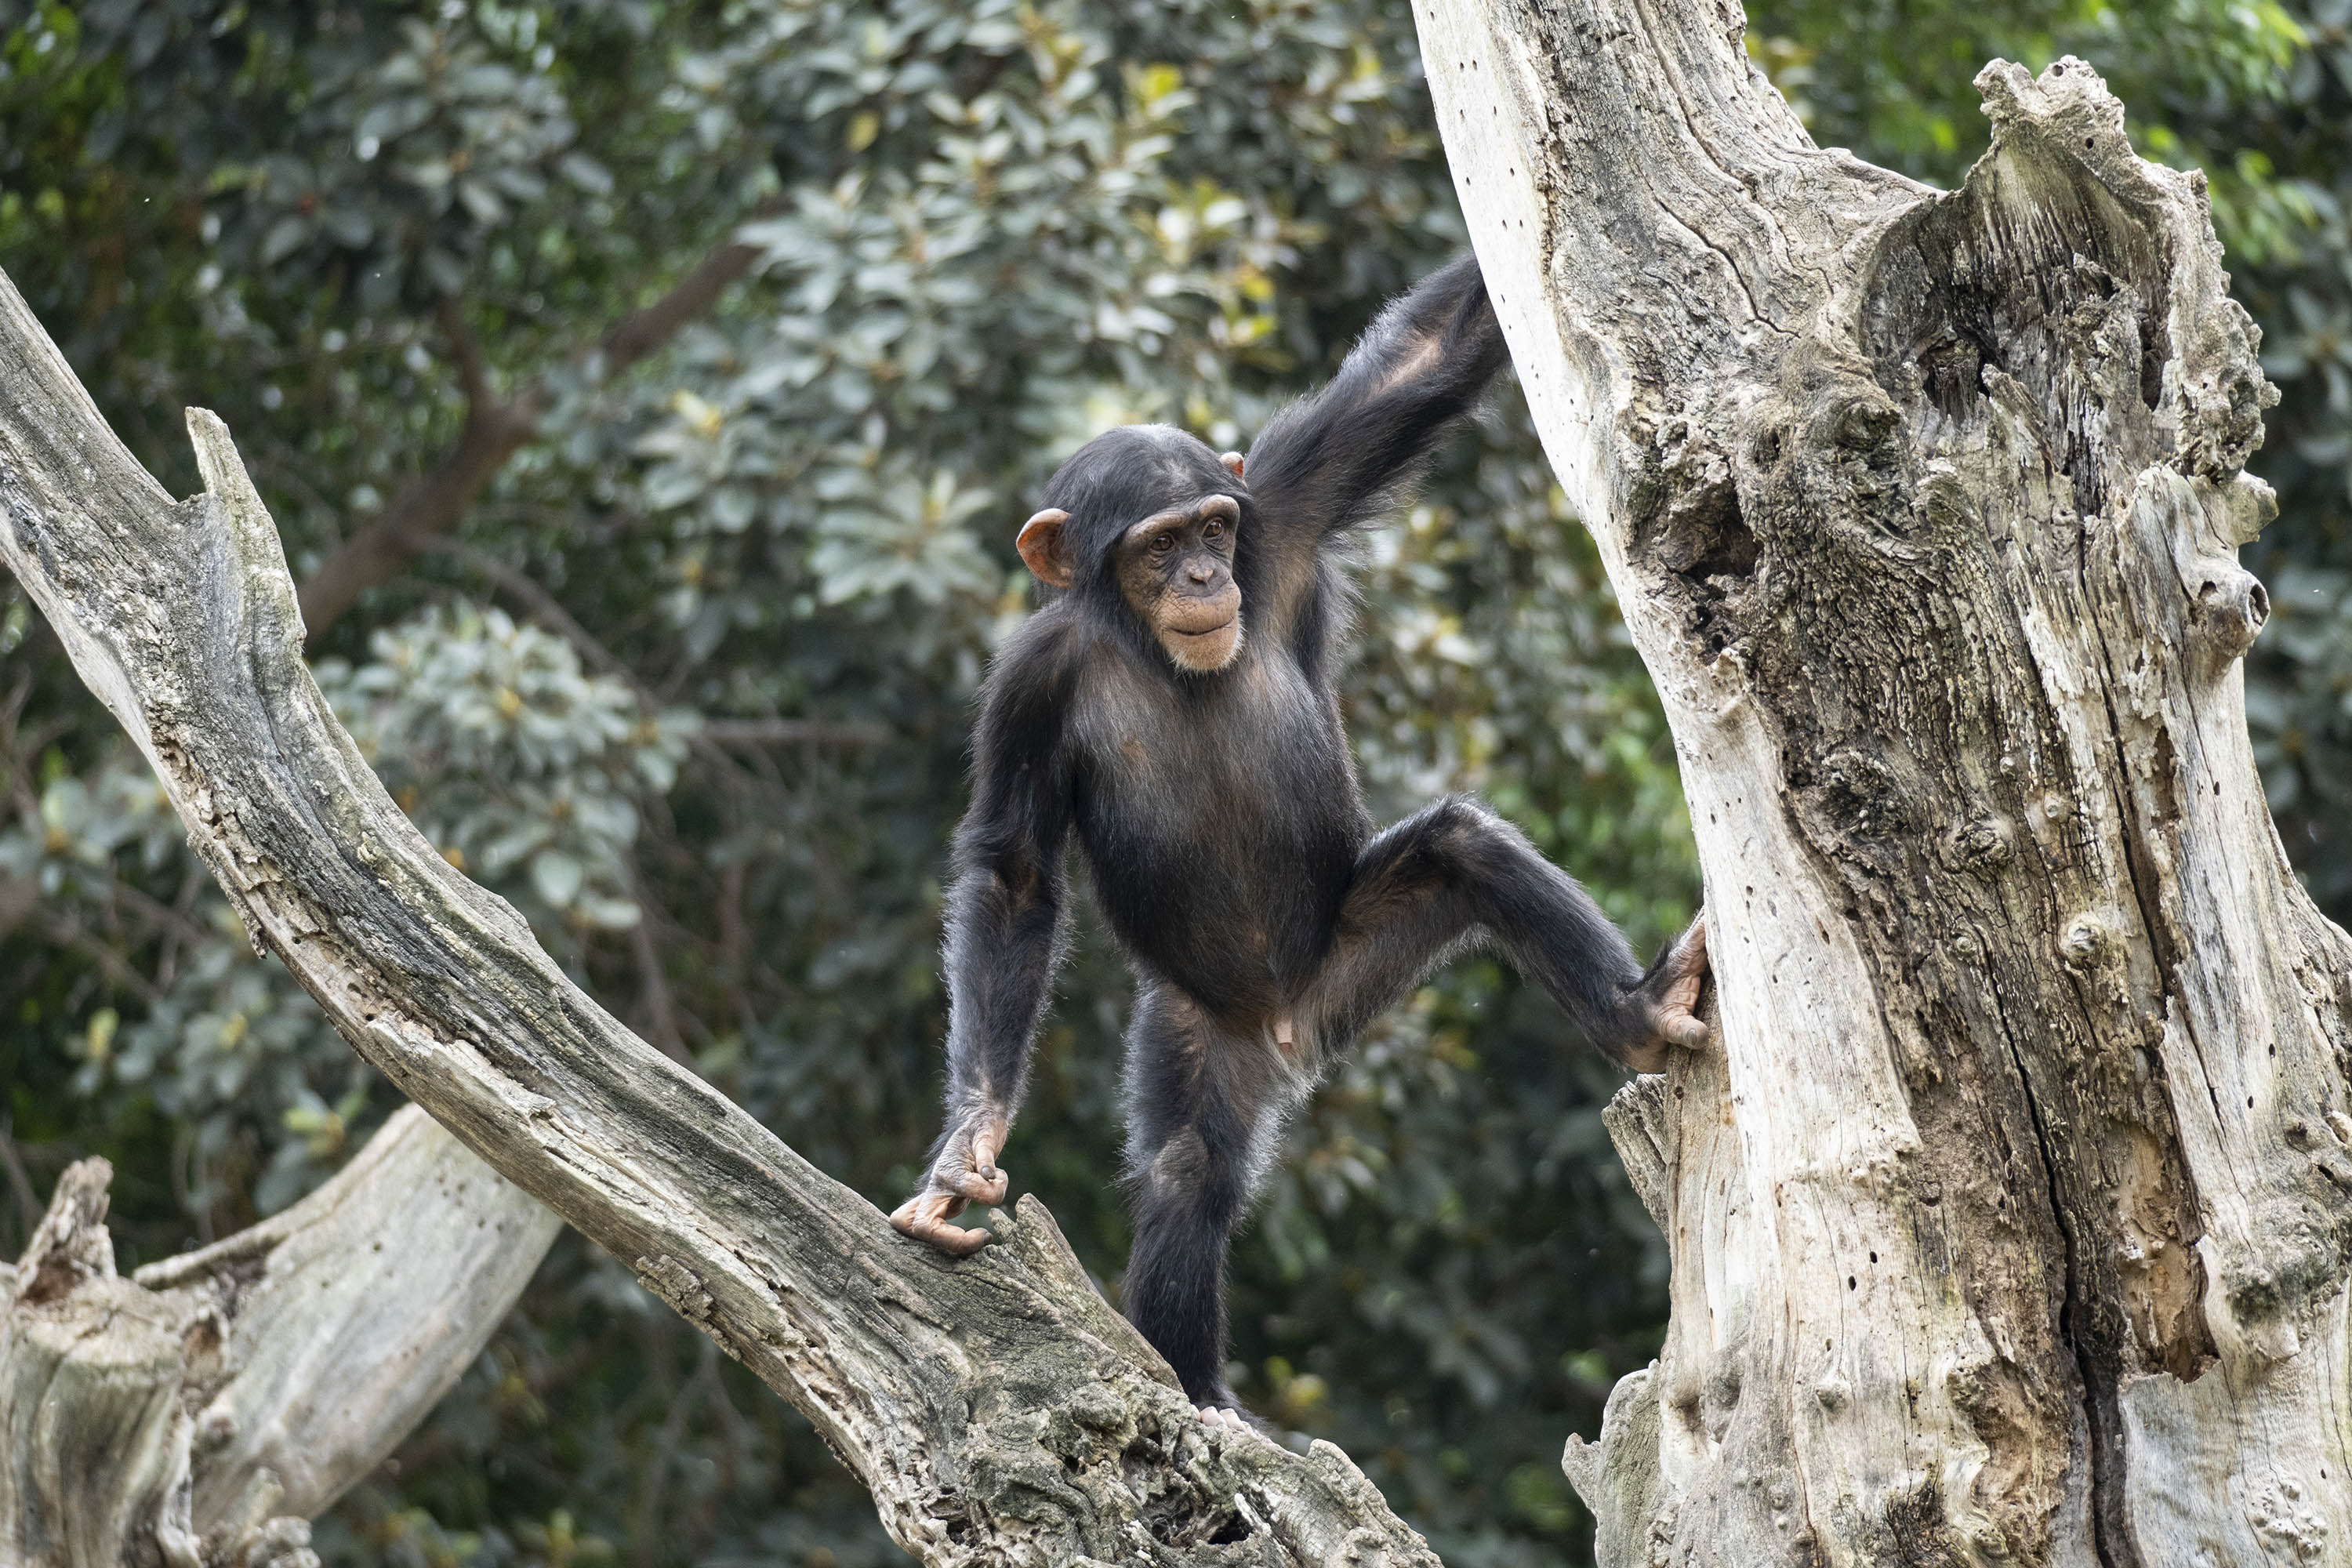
[1621,915,1711,1073]
[890,1109,1010,1256]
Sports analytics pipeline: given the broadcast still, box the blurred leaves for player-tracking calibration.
[321,601,693,933]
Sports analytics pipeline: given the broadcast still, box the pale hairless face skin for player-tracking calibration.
[1115,494,1243,673]
[1007,492,1245,676]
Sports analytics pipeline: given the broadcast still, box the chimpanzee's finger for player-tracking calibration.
[946,1163,1009,1204]
[1661,1009,1711,1049]
[1656,916,1711,1020]
[969,1126,1005,1187]
[890,1192,993,1255]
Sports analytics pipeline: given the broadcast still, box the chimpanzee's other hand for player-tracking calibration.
[1620,915,1710,1073]
[889,1110,1011,1256]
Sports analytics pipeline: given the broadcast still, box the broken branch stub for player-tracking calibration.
[1421,2,2352,1562]
[2,1115,557,1568]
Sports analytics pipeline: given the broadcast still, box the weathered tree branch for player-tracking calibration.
[1419,2,2352,1562]
[295,220,772,646]
[2,1109,557,1568]
[0,263,1439,1565]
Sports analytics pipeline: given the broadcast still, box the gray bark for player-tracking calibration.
[0,261,1439,1566]
[1,1108,557,1568]
[1417,1,2352,1563]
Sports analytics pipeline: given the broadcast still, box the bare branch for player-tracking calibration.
[294,379,539,644]
[595,227,768,379]
[436,296,494,409]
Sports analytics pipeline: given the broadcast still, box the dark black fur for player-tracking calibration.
[929,256,1680,1408]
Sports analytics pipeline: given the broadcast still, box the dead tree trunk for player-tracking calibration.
[1417,2,2352,1563]
[0,263,1438,1565]
[1,1110,557,1568]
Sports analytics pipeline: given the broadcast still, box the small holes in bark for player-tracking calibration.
[1848,1276,1857,1290]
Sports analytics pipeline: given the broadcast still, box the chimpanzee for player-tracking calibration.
[891,256,1711,1427]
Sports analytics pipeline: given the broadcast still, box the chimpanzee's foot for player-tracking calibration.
[1194,1396,1275,1440]
[1619,915,1711,1072]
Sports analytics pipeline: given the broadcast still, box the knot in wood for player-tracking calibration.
[2199,470,2279,547]
[2188,561,2269,659]
[1803,749,1911,844]
[2058,911,2122,977]
[1943,815,2014,875]
[1820,394,1900,460]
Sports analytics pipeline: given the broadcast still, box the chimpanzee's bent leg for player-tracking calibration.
[1297,795,1661,1065]
[1120,983,1306,1413]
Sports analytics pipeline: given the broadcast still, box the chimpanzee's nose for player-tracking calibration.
[1186,561,1214,583]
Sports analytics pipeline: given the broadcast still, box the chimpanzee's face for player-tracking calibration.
[1112,493,1243,673]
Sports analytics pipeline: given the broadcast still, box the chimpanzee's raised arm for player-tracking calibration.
[1241,255,1508,543]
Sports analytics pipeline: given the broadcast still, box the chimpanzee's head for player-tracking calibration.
[1016,425,1250,674]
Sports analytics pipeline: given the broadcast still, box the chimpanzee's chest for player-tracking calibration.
[1069,647,1367,1011]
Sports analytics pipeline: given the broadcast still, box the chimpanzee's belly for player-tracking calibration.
[1073,654,1367,1021]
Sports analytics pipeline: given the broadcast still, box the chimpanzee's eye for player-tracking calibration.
[1152,535,1175,554]
[1202,519,1224,540]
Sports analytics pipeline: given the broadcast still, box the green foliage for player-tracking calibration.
[1,1,2346,1566]
[321,603,694,933]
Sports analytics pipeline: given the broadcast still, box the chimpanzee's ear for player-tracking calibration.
[1219,451,1245,478]
[1016,508,1074,589]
